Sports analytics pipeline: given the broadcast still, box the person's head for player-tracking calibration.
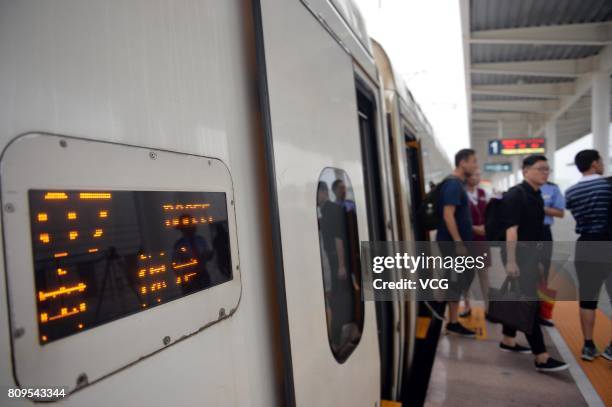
[331,179,346,201]
[317,181,329,205]
[454,148,478,177]
[522,155,549,186]
[574,149,603,175]
[467,168,481,188]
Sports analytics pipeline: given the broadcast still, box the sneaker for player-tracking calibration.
[539,317,555,327]
[581,345,599,361]
[459,308,472,318]
[601,345,612,361]
[535,357,569,373]
[445,322,476,338]
[499,342,531,354]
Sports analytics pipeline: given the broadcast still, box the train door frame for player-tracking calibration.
[404,131,427,241]
[354,71,402,402]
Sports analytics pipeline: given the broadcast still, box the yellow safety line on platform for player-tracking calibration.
[553,301,611,406]
[381,400,402,407]
[416,316,431,339]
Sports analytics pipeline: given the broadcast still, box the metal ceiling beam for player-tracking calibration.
[472,121,536,127]
[471,82,575,98]
[470,22,612,46]
[472,112,545,122]
[471,57,595,77]
[472,99,560,113]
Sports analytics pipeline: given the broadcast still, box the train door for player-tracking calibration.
[356,80,400,401]
[253,1,380,405]
[405,135,426,241]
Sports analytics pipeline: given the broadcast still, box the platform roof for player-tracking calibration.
[460,0,612,157]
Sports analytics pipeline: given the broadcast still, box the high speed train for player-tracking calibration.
[0,0,451,406]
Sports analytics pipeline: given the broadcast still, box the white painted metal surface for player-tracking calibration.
[0,1,280,405]
[259,0,380,405]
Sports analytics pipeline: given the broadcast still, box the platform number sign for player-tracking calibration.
[489,140,502,156]
[489,138,545,156]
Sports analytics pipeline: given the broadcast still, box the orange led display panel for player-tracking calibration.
[29,189,232,344]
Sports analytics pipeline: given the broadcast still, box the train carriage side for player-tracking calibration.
[0,1,454,406]
[253,0,409,404]
[0,1,283,405]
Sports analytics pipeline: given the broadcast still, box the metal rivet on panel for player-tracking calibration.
[218,308,226,319]
[163,336,171,346]
[4,203,14,213]
[149,151,157,160]
[13,327,24,339]
[230,200,234,206]
[59,140,68,148]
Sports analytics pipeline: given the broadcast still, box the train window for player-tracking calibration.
[29,189,232,344]
[316,168,364,363]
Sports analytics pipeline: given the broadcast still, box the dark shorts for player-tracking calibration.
[575,234,612,310]
[438,243,476,301]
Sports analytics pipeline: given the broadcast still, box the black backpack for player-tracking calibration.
[484,197,505,241]
[417,176,453,231]
[485,184,527,241]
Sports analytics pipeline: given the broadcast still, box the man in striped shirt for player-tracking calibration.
[565,149,612,362]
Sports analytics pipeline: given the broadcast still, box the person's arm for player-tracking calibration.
[335,238,347,278]
[443,205,462,242]
[472,224,485,236]
[546,186,565,218]
[502,188,521,277]
[505,226,520,277]
[544,207,564,218]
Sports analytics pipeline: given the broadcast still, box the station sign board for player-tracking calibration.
[484,162,512,172]
[488,138,545,156]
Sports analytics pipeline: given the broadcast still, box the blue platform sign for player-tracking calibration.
[484,162,512,172]
[488,140,502,155]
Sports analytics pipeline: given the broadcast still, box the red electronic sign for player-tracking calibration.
[499,138,545,155]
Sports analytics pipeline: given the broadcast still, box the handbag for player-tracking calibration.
[487,278,538,335]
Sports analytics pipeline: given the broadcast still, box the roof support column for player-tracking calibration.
[545,121,557,180]
[591,70,610,167]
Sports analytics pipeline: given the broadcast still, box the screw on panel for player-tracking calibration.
[76,373,88,388]
[163,336,171,346]
[149,151,157,160]
[59,140,68,148]
[13,327,24,339]
[4,203,14,213]
[218,308,226,319]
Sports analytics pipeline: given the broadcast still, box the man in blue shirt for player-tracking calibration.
[437,148,478,337]
[538,181,565,326]
[541,182,565,233]
[565,149,612,362]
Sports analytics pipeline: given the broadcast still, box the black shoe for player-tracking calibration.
[459,308,472,318]
[539,317,555,327]
[445,322,476,338]
[535,357,569,373]
[499,342,531,354]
